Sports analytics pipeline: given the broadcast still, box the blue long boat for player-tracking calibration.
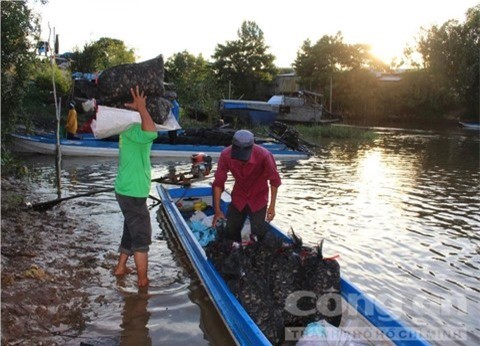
[458,121,480,130]
[156,184,431,346]
[11,132,310,160]
[220,99,279,125]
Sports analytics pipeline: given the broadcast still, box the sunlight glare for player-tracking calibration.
[352,149,404,234]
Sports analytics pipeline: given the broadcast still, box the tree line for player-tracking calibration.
[2,1,479,143]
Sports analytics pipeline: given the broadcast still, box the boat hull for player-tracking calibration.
[11,133,309,160]
[458,121,480,130]
[220,100,278,125]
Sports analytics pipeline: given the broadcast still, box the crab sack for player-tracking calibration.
[97,55,165,104]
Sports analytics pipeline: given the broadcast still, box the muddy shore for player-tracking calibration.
[1,176,115,345]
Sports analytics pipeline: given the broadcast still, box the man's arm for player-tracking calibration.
[125,86,157,132]
[267,185,278,222]
[212,185,226,227]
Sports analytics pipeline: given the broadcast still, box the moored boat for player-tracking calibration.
[220,91,343,126]
[220,99,279,125]
[156,184,431,346]
[10,131,311,160]
[458,121,480,130]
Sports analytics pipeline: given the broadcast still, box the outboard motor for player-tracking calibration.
[190,153,212,178]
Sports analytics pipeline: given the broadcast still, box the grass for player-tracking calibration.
[178,115,208,129]
[295,124,377,140]
[178,117,377,143]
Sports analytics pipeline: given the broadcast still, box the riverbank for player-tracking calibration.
[1,176,114,345]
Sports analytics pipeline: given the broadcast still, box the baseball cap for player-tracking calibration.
[231,130,254,161]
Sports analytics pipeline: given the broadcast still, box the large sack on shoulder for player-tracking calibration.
[97,55,165,103]
[73,79,98,99]
[107,96,172,124]
[91,106,180,139]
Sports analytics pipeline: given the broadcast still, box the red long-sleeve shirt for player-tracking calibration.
[212,144,281,212]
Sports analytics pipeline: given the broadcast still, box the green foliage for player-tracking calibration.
[1,0,40,137]
[165,51,222,121]
[70,37,135,72]
[31,60,73,101]
[293,32,387,94]
[332,69,380,118]
[391,70,452,117]
[178,114,208,129]
[296,124,377,141]
[413,4,480,117]
[331,68,451,120]
[0,147,38,179]
[211,21,277,99]
[293,6,479,121]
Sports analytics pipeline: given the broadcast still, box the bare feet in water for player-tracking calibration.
[134,251,149,288]
[138,277,149,287]
[114,265,132,276]
[114,252,132,276]
[114,252,149,287]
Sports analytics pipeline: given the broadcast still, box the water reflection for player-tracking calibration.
[157,205,236,345]
[14,126,480,346]
[274,129,479,346]
[120,289,152,346]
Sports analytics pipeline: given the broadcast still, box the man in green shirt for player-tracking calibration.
[114,86,158,288]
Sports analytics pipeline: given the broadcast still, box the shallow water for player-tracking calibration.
[19,124,479,345]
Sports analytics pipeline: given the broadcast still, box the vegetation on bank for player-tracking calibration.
[296,124,377,141]
[1,1,477,174]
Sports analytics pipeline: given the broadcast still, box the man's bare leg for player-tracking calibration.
[114,252,130,276]
[134,251,149,287]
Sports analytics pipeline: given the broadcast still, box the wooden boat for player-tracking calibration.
[156,184,431,346]
[458,121,480,130]
[10,132,310,160]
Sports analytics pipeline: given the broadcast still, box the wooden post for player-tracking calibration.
[329,77,333,113]
[49,24,62,198]
[55,97,62,198]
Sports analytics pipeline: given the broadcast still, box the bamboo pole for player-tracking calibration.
[49,23,62,198]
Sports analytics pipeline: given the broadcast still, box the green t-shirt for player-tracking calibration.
[114,124,158,197]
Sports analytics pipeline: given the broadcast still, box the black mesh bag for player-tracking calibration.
[97,55,165,104]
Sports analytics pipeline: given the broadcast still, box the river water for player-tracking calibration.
[19,124,479,346]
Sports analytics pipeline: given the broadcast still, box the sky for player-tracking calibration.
[33,0,478,67]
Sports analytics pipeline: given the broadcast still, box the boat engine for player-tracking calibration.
[158,153,213,186]
[190,153,212,178]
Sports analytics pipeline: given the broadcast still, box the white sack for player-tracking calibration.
[92,105,181,139]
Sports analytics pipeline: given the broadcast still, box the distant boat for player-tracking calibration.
[272,91,343,125]
[220,90,342,125]
[219,99,278,125]
[458,121,480,130]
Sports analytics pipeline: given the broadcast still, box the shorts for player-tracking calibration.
[115,192,152,255]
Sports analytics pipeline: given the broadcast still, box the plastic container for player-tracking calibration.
[177,198,201,212]
[193,200,207,211]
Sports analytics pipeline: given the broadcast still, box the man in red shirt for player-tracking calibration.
[212,130,282,243]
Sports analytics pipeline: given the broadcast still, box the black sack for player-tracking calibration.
[303,254,342,327]
[269,247,304,327]
[234,269,285,345]
[73,79,98,100]
[97,55,165,104]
